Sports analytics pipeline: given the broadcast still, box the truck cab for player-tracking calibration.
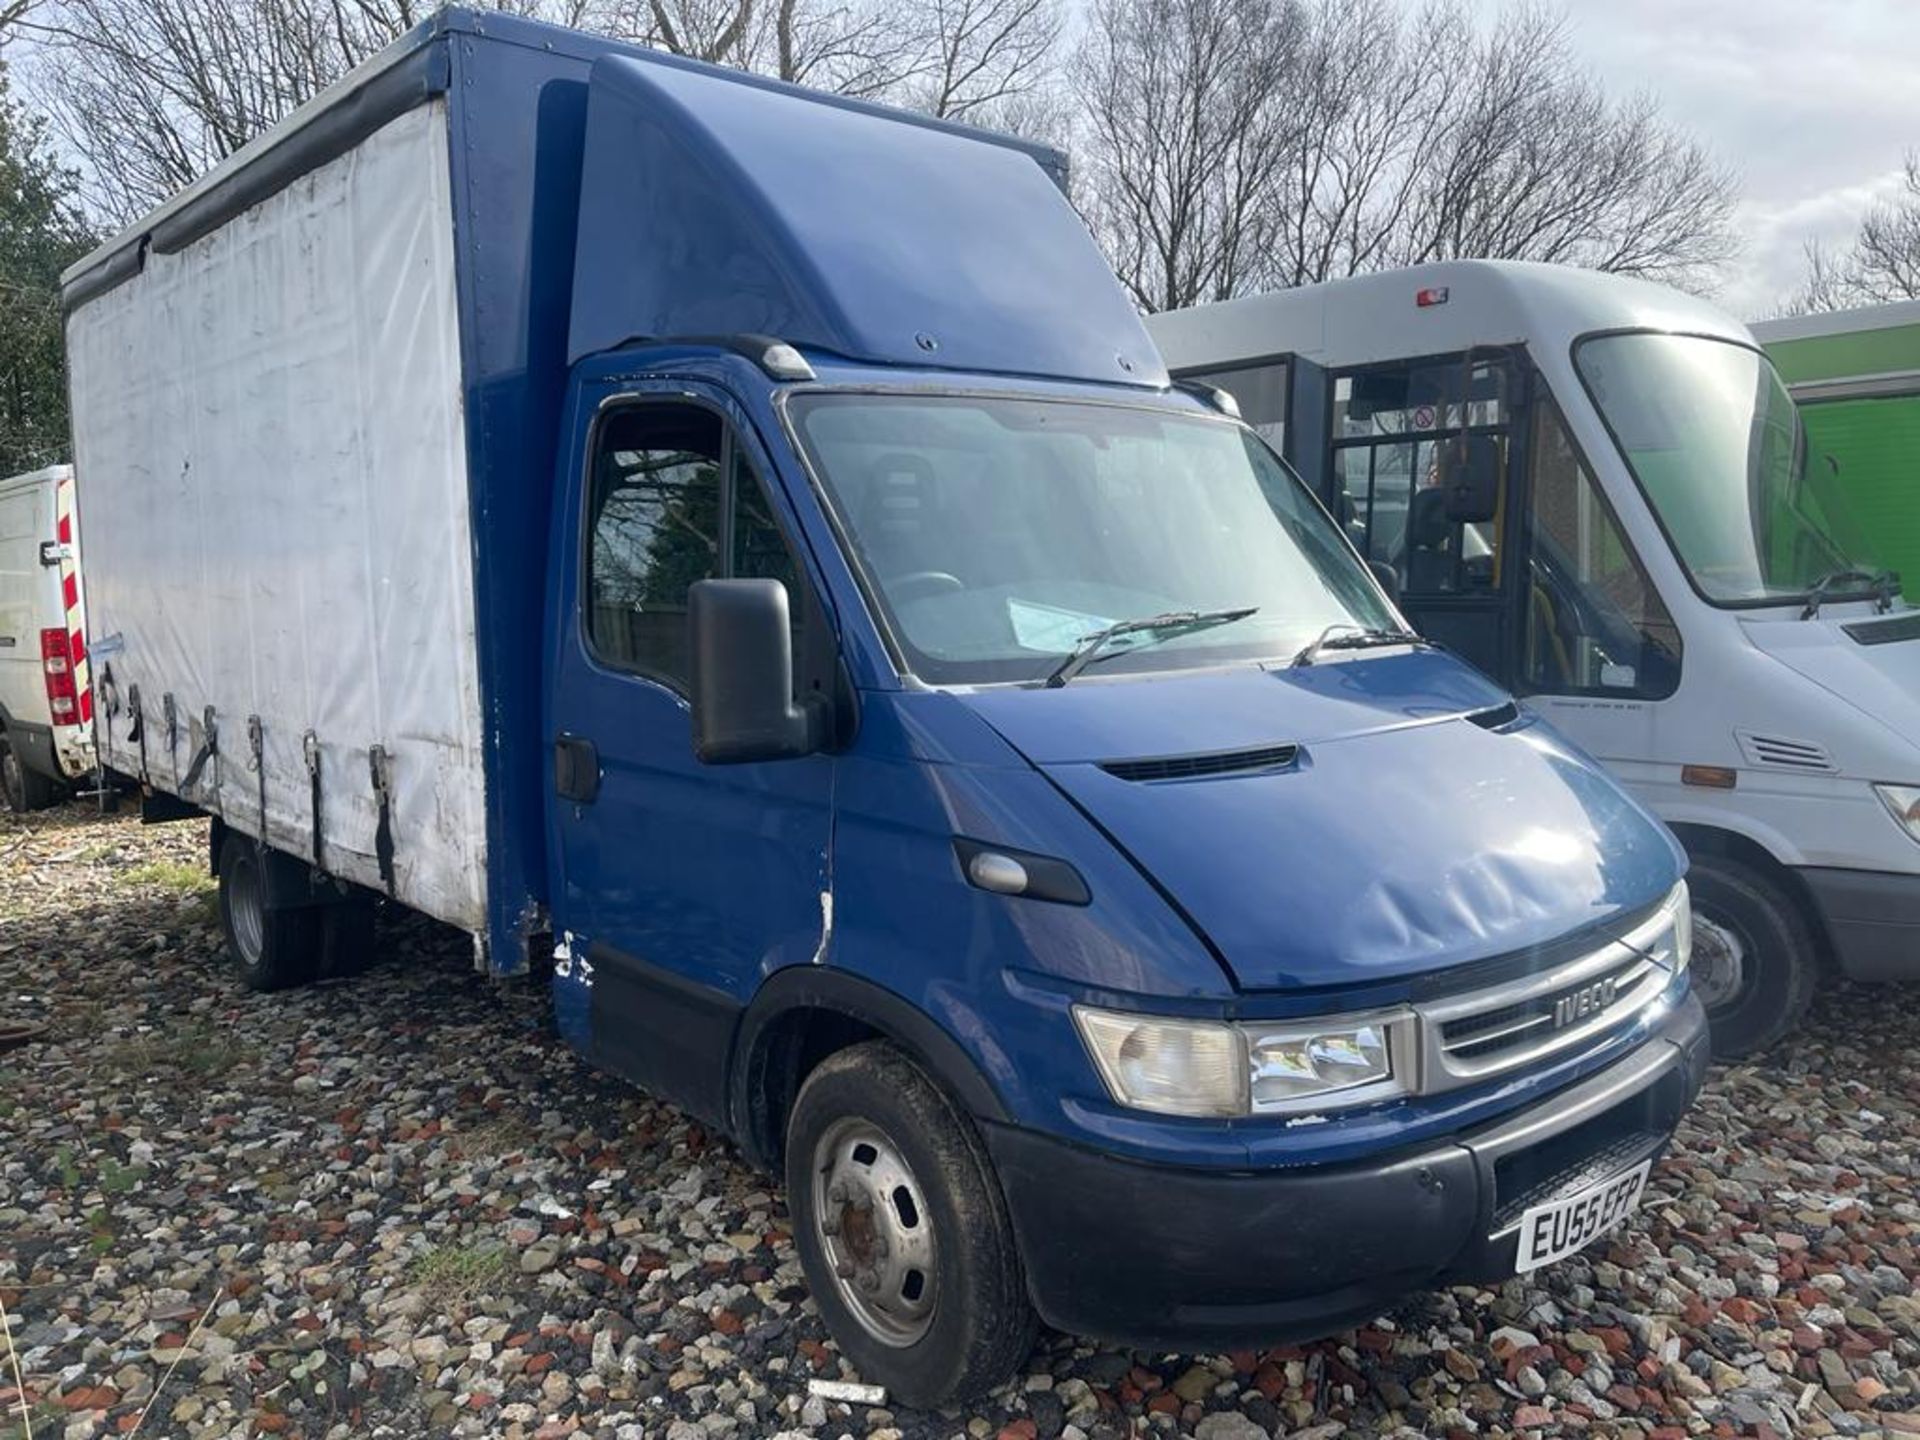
[1151,261,1920,1057]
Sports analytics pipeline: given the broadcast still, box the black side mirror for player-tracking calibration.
[688,579,826,765]
[1440,433,1502,524]
[1367,559,1401,604]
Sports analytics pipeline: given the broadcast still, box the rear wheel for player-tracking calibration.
[1687,853,1818,1060]
[0,729,60,813]
[785,1040,1036,1407]
[217,832,322,991]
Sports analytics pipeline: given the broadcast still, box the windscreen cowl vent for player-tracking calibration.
[1465,701,1524,732]
[1737,731,1836,773]
[1845,612,1920,646]
[1099,743,1300,783]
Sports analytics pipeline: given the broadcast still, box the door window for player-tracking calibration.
[1524,397,1681,699]
[586,402,806,690]
[1331,356,1510,597]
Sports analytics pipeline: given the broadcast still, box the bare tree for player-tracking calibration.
[24,0,469,225]
[1069,0,1298,312]
[1381,5,1736,287]
[31,0,1061,228]
[1073,0,1738,311]
[1787,153,1920,312]
[895,0,1060,121]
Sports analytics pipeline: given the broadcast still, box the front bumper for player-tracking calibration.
[985,991,1708,1353]
[1804,867,1920,982]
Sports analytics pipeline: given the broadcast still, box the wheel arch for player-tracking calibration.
[729,968,1012,1172]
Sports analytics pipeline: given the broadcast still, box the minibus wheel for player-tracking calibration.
[785,1040,1036,1407]
[216,832,322,992]
[1686,854,1817,1059]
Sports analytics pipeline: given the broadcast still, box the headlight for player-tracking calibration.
[1245,1018,1401,1111]
[1875,785,1920,844]
[1072,1007,1409,1117]
[1072,1010,1246,1117]
[1632,880,1691,974]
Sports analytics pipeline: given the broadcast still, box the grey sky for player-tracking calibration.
[1468,0,1920,318]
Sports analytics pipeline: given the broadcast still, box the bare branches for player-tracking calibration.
[1072,0,1737,311]
[1069,0,1296,312]
[22,0,1735,311]
[25,0,438,225]
[1789,153,1920,312]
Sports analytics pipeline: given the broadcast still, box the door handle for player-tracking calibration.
[554,733,600,803]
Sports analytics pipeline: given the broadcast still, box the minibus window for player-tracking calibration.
[1524,396,1681,700]
[1329,358,1510,598]
[790,394,1395,686]
[1575,332,1886,607]
[1181,360,1290,451]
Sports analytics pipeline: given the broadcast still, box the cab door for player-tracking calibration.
[546,379,835,1125]
[1510,391,1684,712]
[1326,351,1526,685]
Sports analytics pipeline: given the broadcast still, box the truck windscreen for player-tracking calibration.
[788,393,1396,685]
[1574,332,1887,607]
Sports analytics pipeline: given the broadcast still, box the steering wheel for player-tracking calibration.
[888,571,965,604]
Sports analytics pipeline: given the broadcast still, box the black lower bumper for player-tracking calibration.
[1803,867,1920,982]
[986,994,1709,1353]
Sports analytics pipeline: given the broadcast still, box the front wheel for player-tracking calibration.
[1686,854,1819,1060]
[785,1040,1036,1407]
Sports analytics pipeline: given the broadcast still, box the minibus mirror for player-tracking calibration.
[1367,559,1401,604]
[1441,433,1501,524]
[688,579,824,765]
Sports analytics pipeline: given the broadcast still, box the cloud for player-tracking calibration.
[1461,0,1920,315]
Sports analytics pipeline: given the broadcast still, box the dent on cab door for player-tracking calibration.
[549,386,835,1125]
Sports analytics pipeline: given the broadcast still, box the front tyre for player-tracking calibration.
[785,1040,1036,1407]
[217,832,322,992]
[1687,854,1818,1060]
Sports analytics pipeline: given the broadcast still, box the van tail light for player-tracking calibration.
[41,627,79,724]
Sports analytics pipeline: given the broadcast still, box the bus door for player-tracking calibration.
[1327,350,1524,683]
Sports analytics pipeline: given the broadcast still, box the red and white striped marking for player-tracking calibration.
[53,471,91,728]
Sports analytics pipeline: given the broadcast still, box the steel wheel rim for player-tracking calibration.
[811,1116,937,1347]
[226,851,267,968]
[1692,912,1748,1013]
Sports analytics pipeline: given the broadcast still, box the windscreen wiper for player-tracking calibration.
[1043,607,1258,688]
[1801,568,1899,620]
[1290,623,1427,668]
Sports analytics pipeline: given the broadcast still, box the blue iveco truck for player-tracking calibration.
[64,7,1708,1405]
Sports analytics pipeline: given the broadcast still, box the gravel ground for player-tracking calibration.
[3,801,1918,1440]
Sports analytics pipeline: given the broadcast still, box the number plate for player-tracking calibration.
[1513,1160,1651,1275]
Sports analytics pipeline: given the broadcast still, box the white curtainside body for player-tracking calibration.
[66,101,490,935]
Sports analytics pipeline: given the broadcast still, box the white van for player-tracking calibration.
[1149,261,1920,1058]
[0,465,93,811]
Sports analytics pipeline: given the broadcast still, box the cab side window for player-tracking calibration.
[1525,397,1681,699]
[586,403,807,691]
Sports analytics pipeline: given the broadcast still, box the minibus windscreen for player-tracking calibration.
[1574,332,1887,607]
